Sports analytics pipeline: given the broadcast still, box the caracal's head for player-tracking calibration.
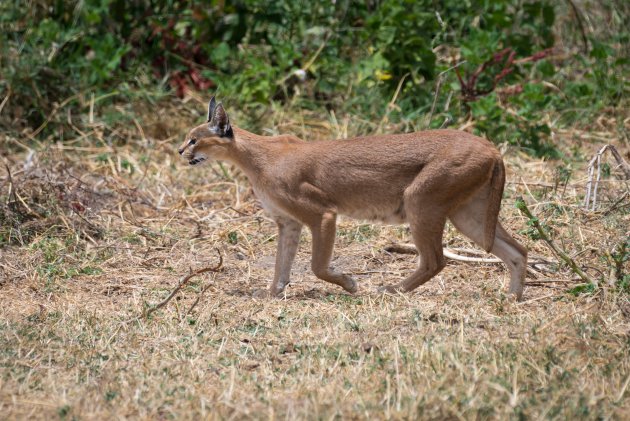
[178,96,234,166]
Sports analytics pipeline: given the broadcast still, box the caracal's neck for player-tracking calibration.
[224,126,281,180]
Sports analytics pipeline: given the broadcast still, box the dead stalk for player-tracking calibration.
[584,144,630,210]
[516,198,595,286]
[144,250,223,318]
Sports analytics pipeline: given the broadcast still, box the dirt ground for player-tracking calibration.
[1,101,629,419]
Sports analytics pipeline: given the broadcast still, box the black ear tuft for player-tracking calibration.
[211,103,233,138]
[207,96,217,122]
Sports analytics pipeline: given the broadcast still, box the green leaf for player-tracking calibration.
[542,3,555,26]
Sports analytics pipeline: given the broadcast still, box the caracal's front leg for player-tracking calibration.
[309,212,358,293]
[254,216,302,298]
[268,216,303,296]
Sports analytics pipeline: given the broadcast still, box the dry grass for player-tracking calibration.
[1,97,629,420]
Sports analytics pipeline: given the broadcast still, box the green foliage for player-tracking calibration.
[366,1,440,82]
[567,283,597,297]
[1,0,628,157]
[516,197,550,241]
[57,404,71,419]
[227,231,238,245]
[554,166,572,189]
[516,197,595,288]
[470,85,558,158]
[608,238,629,292]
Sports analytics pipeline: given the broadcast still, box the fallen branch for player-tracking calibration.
[144,249,223,318]
[527,279,582,284]
[444,248,501,263]
[385,244,554,266]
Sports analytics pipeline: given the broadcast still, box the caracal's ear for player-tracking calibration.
[210,103,233,138]
[207,96,217,122]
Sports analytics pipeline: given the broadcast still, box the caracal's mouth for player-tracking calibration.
[188,157,206,166]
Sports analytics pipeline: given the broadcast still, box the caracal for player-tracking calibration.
[179,97,527,300]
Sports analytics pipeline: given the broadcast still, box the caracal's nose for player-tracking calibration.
[178,148,184,155]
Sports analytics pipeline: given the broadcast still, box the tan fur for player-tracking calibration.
[179,99,528,300]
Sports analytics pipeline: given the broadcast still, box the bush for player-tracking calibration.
[1,0,628,157]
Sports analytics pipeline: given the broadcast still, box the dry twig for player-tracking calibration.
[584,144,630,210]
[144,249,223,318]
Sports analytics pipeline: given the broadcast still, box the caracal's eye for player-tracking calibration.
[189,138,197,146]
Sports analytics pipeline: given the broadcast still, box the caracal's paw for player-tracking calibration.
[506,290,523,303]
[339,275,358,294]
[508,286,524,302]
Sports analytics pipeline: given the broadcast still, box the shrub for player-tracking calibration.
[1,0,628,157]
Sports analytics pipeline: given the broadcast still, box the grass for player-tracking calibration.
[0,96,629,419]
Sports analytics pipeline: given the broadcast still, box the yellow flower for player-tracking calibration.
[375,69,392,81]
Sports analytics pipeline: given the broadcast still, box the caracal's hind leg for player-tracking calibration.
[449,191,528,300]
[382,194,448,293]
[493,223,528,299]
[390,215,447,293]
[308,212,357,293]
[382,158,497,294]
